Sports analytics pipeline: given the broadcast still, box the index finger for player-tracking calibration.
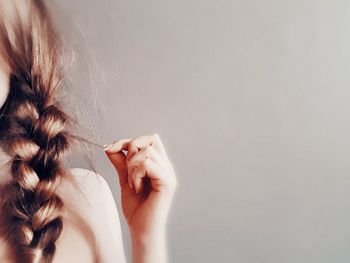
[104,138,132,153]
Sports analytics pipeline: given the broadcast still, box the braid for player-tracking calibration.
[0,73,73,262]
[0,1,80,261]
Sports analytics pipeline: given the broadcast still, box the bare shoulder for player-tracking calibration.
[58,168,127,263]
[61,168,112,201]
[55,167,117,221]
[68,168,111,195]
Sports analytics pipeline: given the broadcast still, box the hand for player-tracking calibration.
[104,133,177,240]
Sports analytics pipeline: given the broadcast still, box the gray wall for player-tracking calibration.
[55,1,350,262]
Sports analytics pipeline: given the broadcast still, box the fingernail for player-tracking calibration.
[129,181,133,189]
[104,144,113,152]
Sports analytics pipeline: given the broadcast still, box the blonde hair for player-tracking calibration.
[0,0,93,261]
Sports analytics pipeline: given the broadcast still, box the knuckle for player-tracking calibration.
[144,145,152,153]
[141,146,151,159]
[152,132,160,140]
[129,140,137,149]
[148,145,156,155]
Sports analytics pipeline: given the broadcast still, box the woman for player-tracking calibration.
[0,0,177,262]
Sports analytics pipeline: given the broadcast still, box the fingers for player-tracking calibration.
[104,139,132,187]
[104,133,176,193]
[104,138,132,153]
[126,133,167,162]
[105,151,128,186]
[131,158,167,194]
[127,145,165,176]
[126,145,167,189]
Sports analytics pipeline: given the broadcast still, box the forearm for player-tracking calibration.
[131,229,168,263]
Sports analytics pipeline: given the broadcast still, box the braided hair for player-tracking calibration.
[0,0,83,261]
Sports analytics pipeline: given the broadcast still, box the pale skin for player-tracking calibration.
[104,135,177,263]
[0,56,177,262]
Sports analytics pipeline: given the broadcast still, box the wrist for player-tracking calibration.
[130,224,166,244]
[131,228,168,263]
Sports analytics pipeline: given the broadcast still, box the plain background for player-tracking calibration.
[55,1,350,262]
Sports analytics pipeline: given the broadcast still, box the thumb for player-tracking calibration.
[105,151,128,186]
